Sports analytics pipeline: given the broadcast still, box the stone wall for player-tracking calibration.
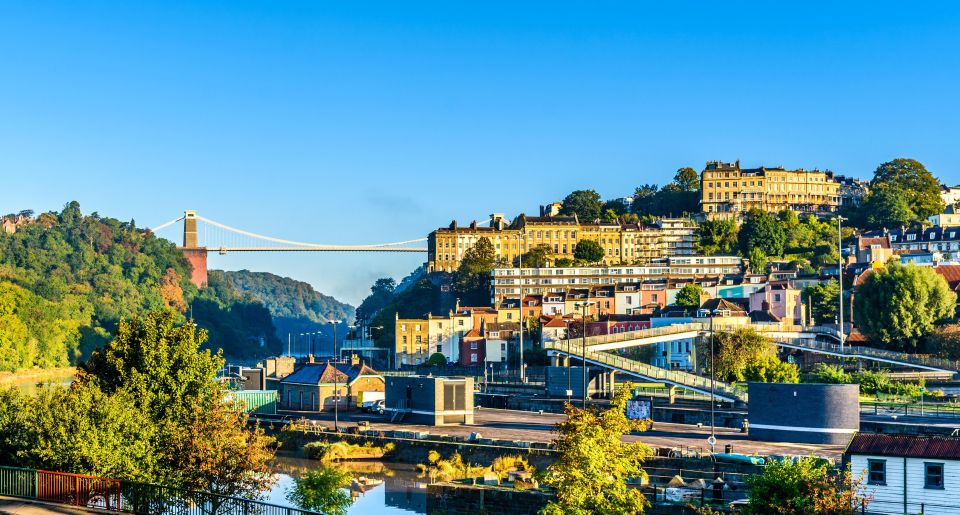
[426,483,551,515]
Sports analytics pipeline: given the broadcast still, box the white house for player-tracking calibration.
[847,433,960,515]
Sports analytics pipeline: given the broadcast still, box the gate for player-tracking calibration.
[37,470,121,511]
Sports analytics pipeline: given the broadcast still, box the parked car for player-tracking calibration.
[363,399,385,415]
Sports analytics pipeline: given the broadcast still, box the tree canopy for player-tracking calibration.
[573,239,605,264]
[738,208,786,257]
[701,327,777,382]
[866,158,944,227]
[853,262,956,350]
[541,384,652,514]
[695,219,738,255]
[1,311,275,497]
[675,283,704,308]
[559,190,603,222]
[742,457,866,515]
[673,167,699,192]
[521,244,554,268]
[454,237,498,305]
[803,280,840,325]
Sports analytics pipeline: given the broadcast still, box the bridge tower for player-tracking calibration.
[179,210,208,288]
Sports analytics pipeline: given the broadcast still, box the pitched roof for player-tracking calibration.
[749,310,781,323]
[846,434,960,460]
[543,317,570,328]
[858,236,890,250]
[280,362,380,386]
[700,298,748,314]
[935,265,960,290]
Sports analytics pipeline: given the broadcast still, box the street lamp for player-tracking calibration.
[709,310,716,452]
[328,319,342,431]
[518,234,526,382]
[837,215,846,355]
[577,301,594,408]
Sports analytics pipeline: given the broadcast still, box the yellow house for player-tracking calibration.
[496,298,520,324]
[395,314,429,366]
[700,160,840,218]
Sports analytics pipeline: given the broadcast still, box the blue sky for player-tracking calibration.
[2,1,960,304]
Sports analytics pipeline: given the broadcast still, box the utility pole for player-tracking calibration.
[330,320,340,432]
[579,302,589,409]
[709,312,716,453]
[287,333,291,357]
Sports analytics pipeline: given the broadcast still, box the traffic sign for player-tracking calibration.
[707,435,717,446]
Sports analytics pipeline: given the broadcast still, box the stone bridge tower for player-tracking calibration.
[179,210,208,287]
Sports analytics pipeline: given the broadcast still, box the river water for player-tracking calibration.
[266,457,428,514]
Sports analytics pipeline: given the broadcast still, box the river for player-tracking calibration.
[266,457,428,514]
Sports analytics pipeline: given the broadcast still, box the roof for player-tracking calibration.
[542,317,570,328]
[700,298,748,314]
[846,434,960,460]
[858,236,890,250]
[280,362,381,386]
[935,265,960,290]
[749,310,781,323]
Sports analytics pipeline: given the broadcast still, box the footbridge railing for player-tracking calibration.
[542,339,746,403]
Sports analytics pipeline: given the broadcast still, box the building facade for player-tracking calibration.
[848,433,960,515]
[427,213,697,273]
[700,160,841,218]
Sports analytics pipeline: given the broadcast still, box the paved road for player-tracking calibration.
[0,498,97,514]
[275,407,846,459]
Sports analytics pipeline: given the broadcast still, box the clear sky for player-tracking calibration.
[2,1,959,304]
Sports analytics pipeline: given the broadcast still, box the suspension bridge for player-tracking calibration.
[150,210,428,286]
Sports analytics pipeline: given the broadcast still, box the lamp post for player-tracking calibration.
[577,302,592,408]
[837,215,846,355]
[709,311,716,452]
[518,234,526,383]
[328,320,341,431]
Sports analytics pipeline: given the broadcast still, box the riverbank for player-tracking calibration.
[0,367,75,386]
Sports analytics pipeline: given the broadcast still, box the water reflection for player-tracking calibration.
[269,457,427,514]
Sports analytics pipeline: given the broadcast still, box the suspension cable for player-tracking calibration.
[149,216,185,232]
[195,215,427,248]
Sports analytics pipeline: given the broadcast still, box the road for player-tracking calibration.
[274,407,846,459]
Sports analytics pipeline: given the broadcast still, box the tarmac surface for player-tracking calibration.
[0,498,103,514]
[276,407,847,459]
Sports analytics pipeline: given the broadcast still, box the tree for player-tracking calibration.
[868,158,944,224]
[453,237,497,305]
[286,466,353,515]
[573,239,604,264]
[748,247,768,274]
[862,185,914,229]
[522,244,554,268]
[743,356,799,383]
[803,280,840,325]
[853,262,956,350]
[560,190,603,222]
[742,457,868,515]
[673,167,699,192]
[696,219,738,255]
[79,311,275,496]
[738,209,786,257]
[701,327,777,382]
[541,384,651,514]
[426,352,448,366]
[675,283,704,309]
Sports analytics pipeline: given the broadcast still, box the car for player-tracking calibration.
[363,399,385,415]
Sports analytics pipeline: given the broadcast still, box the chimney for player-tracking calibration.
[540,205,546,217]
[307,354,315,364]
[351,354,360,367]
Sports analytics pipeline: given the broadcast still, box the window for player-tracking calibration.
[925,462,944,489]
[401,336,407,344]
[436,345,442,352]
[867,459,886,485]
[415,335,422,344]
[470,353,478,363]
[470,342,478,349]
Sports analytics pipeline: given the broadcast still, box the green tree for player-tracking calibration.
[560,190,603,222]
[853,262,956,350]
[79,311,275,496]
[453,237,497,305]
[742,457,867,515]
[743,356,799,383]
[738,209,786,257]
[868,158,944,224]
[541,384,651,514]
[522,244,554,268]
[862,185,914,229]
[702,327,776,382]
[573,239,605,264]
[286,466,353,515]
[675,283,704,309]
[673,167,699,192]
[803,280,840,325]
[356,278,396,325]
[748,247,768,274]
[426,352,448,366]
[696,219,738,255]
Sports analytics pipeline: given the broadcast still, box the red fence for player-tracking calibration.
[37,470,121,511]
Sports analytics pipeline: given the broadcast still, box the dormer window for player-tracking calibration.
[907,234,916,241]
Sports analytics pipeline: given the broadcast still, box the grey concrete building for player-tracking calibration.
[385,375,474,425]
[747,382,859,444]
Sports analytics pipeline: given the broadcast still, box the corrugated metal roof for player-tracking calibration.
[846,434,960,460]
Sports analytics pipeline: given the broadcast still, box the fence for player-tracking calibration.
[862,401,960,420]
[0,465,319,515]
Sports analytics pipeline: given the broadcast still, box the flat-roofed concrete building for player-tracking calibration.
[384,375,474,426]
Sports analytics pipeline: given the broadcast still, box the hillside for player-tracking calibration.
[0,202,281,371]
[219,270,354,352]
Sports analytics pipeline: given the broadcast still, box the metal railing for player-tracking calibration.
[542,339,746,402]
[0,466,319,515]
[782,339,960,372]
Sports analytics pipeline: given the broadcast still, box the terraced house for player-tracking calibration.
[700,160,841,218]
[427,212,697,272]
